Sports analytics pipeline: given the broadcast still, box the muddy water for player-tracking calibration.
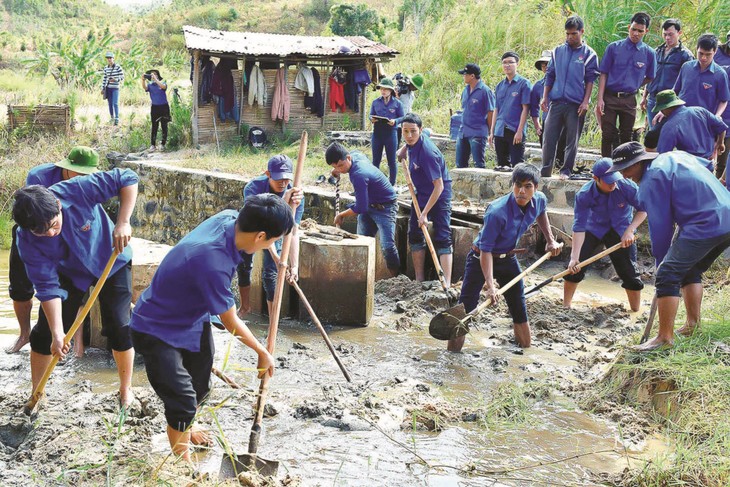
[0,248,665,486]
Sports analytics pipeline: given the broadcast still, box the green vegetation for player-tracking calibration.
[582,284,730,485]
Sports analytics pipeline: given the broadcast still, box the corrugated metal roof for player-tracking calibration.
[183,26,399,58]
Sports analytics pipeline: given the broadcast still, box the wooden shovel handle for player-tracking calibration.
[471,245,562,317]
[25,249,120,413]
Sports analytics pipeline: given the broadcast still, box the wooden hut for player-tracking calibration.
[183,26,399,145]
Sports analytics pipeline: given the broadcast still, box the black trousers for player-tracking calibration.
[494,127,525,168]
[132,324,214,431]
[8,225,34,302]
[150,103,170,146]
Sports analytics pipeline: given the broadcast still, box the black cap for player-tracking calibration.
[606,141,659,173]
[458,63,481,77]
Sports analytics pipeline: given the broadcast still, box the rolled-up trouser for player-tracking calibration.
[237,238,282,302]
[8,224,34,302]
[132,323,214,431]
[455,135,487,169]
[30,261,133,354]
[563,229,644,290]
[655,231,730,298]
[357,202,401,270]
[408,192,452,255]
[458,249,528,324]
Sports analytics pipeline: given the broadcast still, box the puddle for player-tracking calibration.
[0,248,669,485]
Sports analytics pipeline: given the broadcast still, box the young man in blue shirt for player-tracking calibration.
[451,163,561,352]
[490,51,532,171]
[402,113,453,285]
[606,142,730,351]
[541,15,599,178]
[563,158,647,311]
[654,90,727,160]
[455,63,496,169]
[12,168,139,407]
[7,146,99,355]
[236,155,304,318]
[672,34,730,119]
[597,12,656,157]
[640,19,694,129]
[326,142,401,275]
[370,78,405,185]
[130,194,290,464]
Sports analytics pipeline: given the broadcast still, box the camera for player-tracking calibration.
[143,73,152,81]
[393,72,410,96]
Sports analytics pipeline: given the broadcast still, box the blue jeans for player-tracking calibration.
[237,238,282,301]
[358,202,400,270]
[106,87,119,121]
[408,191,453,254]
[655,231,730,298]
[372,129,398,185]
[646,95,657,130]
[455,136,487,168]
[458,250,527,324]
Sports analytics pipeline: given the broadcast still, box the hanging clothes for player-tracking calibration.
[294,65,315,96]
[304,67,324,118]
[329,76,345,113]
[344,69,359,113]
[199,56,215,105]
[271,67,290,122]
[248,64,267,107]
[210,58,236,117]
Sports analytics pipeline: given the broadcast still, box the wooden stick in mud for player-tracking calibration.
[399,156,451,302]
[212,367,241,389]
[24,250,120,415]
[640,295,658,344]
[248,131,307,456]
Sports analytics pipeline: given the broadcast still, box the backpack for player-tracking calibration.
[248,127,267,148]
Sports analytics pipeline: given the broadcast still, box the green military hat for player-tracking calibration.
[409,73,424,91]
[376,77,397,94]
[55,146,100,175]
[653,89,686,112]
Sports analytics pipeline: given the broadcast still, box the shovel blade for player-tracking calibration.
[429,304,470,341]
[219,453,279,479]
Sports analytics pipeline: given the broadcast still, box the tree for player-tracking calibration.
[398,0,455,35]
[329,4,384,40]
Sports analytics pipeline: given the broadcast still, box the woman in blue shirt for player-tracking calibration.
[142,69,170,151]
[370,78,405,185]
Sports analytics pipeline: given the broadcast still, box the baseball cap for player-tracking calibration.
[267,154,294,180]
[591,157,622,184]
[458,63,481,77]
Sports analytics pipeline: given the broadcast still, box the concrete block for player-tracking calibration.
[452,225,480,281]
[297,234,375,326]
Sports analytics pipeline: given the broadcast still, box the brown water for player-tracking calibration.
[0,248,666,485]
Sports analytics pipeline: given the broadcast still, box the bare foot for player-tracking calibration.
[6,334,30,354]
[632,336,673,352]
[676,324,698,337]
[558,173,569,181]
[236,305,251,320]
[190,425,213,447]
[119,387,134,409]
[73,339,85,358]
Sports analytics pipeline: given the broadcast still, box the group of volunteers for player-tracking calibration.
[4,10,730,467]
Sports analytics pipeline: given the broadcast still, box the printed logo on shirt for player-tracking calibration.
[617,202,626,208]
[413,163,420,171]
[389,108,395,113]
[79,220,92,232]
[471,99,479,104]
[635,62,645,69]
[575,55,585,64]
[703,83,713,90]
[511,91,518,97]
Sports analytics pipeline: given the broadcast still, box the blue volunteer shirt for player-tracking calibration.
[646,42,694,96]
[369,96,404,133]
[600,38,657,93]
[145,81,169,106]
[347,151,396,214]
[407,134,452,206]
[494,74,532,137]
[572,178,640,239]
[474,191,547,253]
[656,105,728,159]
[459,80,496,138]
[673,60,730,114]
[17,169,138,302]
[244,175,304,224]
[545,42,600,105]
[637,151,730,265]
[530,77,546,122]
[714,48,730,124]
[26,163,63,187]
[130,210,242,352]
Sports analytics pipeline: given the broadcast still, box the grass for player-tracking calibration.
[581,285,730,486]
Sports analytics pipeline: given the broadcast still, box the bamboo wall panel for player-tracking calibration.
[7,104,71,135]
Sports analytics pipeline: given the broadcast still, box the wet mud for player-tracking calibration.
[0,248,666,486]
